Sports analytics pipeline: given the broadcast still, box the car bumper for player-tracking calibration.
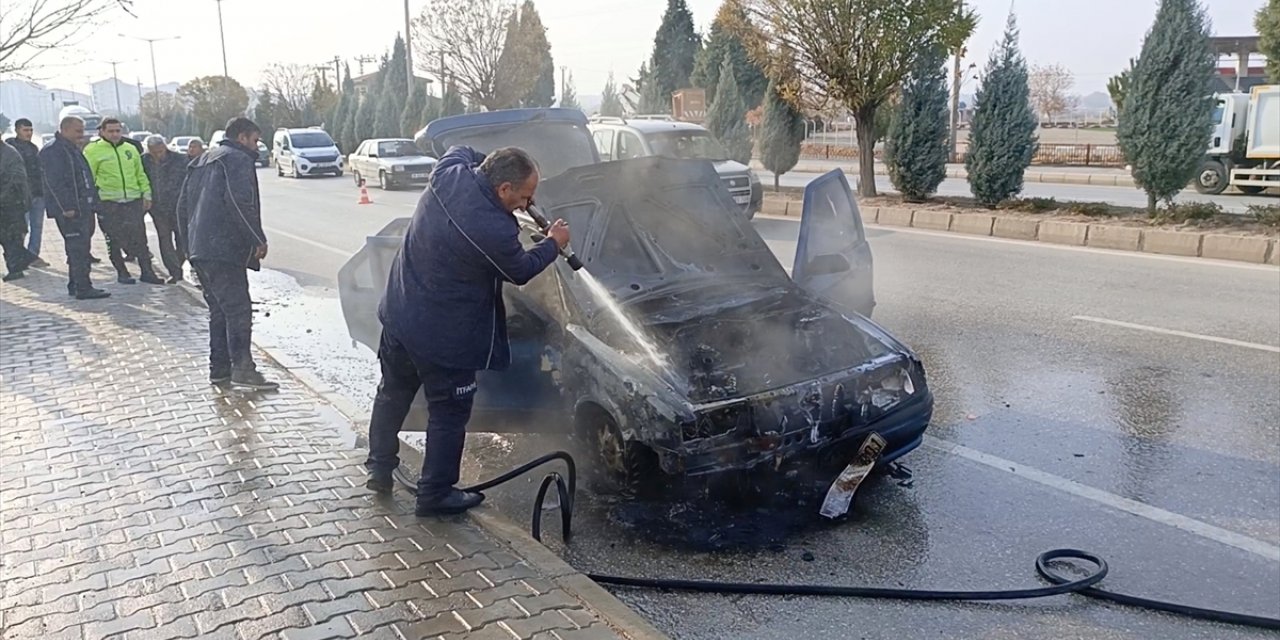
[671,390,933,477]
[297,161,343,175]
[388,173,432,188]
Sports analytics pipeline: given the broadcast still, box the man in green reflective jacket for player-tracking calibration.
[84,117,162,285]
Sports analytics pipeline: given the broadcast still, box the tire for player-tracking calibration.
[379,171,394,191]
[583,409,660,498]
[291,162,300,179]
[1194,159,1229,195]
[353,170,362,186]
[276,162,283,177]
[1237,185,1266,195]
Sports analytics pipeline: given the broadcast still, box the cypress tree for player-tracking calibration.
[518,1,555,108]
[885,47,949,202]
[440,79,466,117]
[692,0,766,109]
[375,37,409,137]
[758,79,805,191]
[965,12,1037,208]
[402,81,428,138]
[705,53,752,164]
[1117,0,1215,213]
[334,64,356,152]
[559,71,581,111]
[599,74,624,117]
[354,73,381,144]
[255,89,276,146]
[640,0,701,113]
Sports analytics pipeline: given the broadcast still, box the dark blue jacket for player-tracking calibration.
[379,145,560,371]
[38,133,96,219]
[178,139,266,270]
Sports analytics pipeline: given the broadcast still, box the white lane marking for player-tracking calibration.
[754,214,1279,272]
[924,436,1280,562]
[1073,315,1280,354]
[262,226,352,258]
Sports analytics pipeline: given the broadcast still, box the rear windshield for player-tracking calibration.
[377,140,423,157]
[291,131,335,148]
[646,130,728,161]
[436,123,596,179]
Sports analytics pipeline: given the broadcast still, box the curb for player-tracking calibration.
[751,161,1136,187]
[175,282,670,640]
[760,200,1279,266]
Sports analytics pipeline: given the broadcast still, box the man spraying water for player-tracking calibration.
[365,146,570,515]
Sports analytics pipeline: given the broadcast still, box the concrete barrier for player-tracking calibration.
[1087,224,1142,251]
[878,207,914,227]
[862,206,880,223]
[951,214,995,236]
[1270,240,1279,266]
[1040,173,1066,184]
[1064,173,1091,185]
[762,198,790,216]
[1039,221,1090,246]
[1201,235,1271,263]
[913,210,953,231]
[992,217,1041,240]
[1142,229,1203,257]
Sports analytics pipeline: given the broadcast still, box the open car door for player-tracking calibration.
[792,169,876,317]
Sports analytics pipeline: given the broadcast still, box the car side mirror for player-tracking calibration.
[804,253,851,276]
[368,153,377,158]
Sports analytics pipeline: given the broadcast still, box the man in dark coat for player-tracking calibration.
[38,116,109,299]
[142,135,188,283]
[0,141,38,281]
[178,117,275,391]
[5,118,49,267]
[366,146,569,515]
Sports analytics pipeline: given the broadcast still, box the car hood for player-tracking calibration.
[378,156,435,167]
[712,159,751,175]
[294,146,339,157]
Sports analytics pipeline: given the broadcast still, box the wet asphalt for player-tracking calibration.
[249,172,1280,639]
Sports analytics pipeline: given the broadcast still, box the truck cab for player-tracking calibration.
[1197,85,1279,195]
[587,116,763,219]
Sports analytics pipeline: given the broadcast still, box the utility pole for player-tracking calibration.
[104,60,129,113]
[403,0,415,95]
[560,66,567,106]
[332,56,342,88]
[355,55,377,76]
[120,34,181,129]
[137,79,145,128]
[215,0,229,77]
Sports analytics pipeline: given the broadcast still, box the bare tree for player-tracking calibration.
[412,0,514,111]
[1029,63,1075,122]
[1,0,134,77]
[262,63,317,124]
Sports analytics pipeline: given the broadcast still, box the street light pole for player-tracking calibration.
[119,35,181,128]
[404,0,414,95]
[105,60,127,113]
[216,0,229,77]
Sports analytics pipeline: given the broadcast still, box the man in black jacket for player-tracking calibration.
[1,141,38,281]
[143,135,187,283]
[38,116,109,299]
[178,117,275,390]
[4,118,49,267]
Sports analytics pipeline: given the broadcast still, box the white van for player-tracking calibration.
[272,127,344,178]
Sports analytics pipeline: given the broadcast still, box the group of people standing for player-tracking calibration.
[2,114,277,391]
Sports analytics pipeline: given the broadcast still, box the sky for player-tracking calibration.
[20,0,1270,99]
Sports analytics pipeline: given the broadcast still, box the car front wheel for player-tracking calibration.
[379,171,394,191]
[1194,159,1229,195]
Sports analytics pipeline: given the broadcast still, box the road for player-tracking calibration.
[248,171,1280,640]
[757,170,1277,213]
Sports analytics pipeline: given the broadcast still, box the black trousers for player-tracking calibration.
[191,260,254,374]
[365,331,477,503]
[54,213,94,291]
[149,208,184,279]
[1,232,35,274]
[96,200,154,276]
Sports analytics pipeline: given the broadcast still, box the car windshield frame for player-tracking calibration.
[435,122,597,179]
[290,131,335,148]
[376,140,423,158]
[645,130,729,162]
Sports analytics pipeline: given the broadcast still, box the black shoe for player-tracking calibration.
[89,255,102,264]
[30,258,49,268]
[210,372,232,385]
[415,489,485,516]
[75,288,110,300]
[230,369,279,391]
[2,271,24,282]
[165,276,180,285]
[117,273,137,285]
[140,273,164,285]
[366,475,394,495]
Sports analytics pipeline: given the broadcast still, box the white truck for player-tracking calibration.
[1196,84,1279,195]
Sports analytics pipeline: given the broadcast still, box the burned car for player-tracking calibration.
[339,108,931,489]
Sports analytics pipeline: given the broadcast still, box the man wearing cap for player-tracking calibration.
[143,135,187,283]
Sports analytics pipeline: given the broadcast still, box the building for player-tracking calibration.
[1,80,94,132]
[91,79,180,116]
[1210,35,1267,93]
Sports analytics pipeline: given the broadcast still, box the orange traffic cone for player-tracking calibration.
[358,179,373,205]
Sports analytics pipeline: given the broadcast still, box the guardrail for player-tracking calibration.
[800,142,1127,168]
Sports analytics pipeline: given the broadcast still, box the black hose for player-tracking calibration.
[397,451,1280,631]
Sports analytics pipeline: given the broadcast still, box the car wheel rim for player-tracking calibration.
[598,422,626,475]
[1200,170,1219,187]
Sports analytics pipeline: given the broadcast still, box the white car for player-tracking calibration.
[272,127,344,178]
[168,135,204,153]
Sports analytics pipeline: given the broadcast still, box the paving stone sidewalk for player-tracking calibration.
[0,240,626,639]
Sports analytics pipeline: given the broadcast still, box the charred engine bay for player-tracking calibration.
[597,290,894,404]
